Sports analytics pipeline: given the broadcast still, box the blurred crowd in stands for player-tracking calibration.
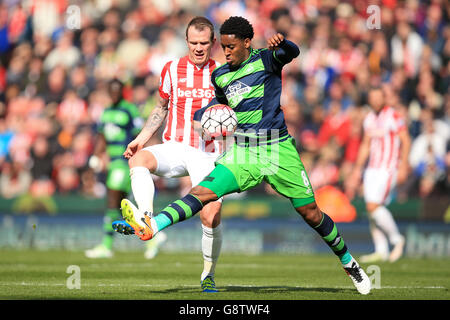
[0,0,449,205]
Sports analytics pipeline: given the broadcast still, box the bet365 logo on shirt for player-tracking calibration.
[177,88,215,99]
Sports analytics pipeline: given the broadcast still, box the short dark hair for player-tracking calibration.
[220,16,254,40]
[108,78,124,92]
[186,16,215,42]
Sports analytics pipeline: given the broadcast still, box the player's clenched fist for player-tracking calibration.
[267,33,285,50]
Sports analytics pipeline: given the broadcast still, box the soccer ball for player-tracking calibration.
[201,104,238,140]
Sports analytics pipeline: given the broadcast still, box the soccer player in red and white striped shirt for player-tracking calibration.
[346,86,411,263]
[119,17,223,291]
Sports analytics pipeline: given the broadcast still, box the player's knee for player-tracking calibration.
[128,151,156,171]
[128,153,140,168]
[296,201,322,226]
[200,202,222,228]
[191,185,219,206]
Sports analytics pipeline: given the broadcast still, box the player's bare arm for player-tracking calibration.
[123,97,169,159]
[144,97,169,133]
[396,129,411,184]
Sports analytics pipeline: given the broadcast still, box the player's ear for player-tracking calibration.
[244,38,251,49]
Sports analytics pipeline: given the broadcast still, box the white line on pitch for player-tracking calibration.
[0,282,446,290]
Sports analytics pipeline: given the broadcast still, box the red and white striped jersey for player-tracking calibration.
[363,106,406,171]
[159,55,220,153]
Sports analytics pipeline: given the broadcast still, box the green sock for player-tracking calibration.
[154,194,204,232]
[340,251,353,265]
[314,212,352,265]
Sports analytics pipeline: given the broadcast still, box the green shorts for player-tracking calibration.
[199,137,315,208]
[106,159,131,193]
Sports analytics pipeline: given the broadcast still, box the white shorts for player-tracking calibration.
[363,168,397,205]
[142,141,219,187]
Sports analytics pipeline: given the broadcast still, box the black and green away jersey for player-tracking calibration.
[98,99,143,160]
[195,39,300,145]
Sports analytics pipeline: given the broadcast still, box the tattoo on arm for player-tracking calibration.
[144,99,169,134]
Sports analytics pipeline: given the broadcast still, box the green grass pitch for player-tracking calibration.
[1,249,449,300]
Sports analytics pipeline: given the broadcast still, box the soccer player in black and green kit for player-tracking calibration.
[118,16,371,294]
[85,79,144,258]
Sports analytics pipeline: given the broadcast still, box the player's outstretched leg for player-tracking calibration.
[112,216,168,259]
[113,185,211,242]
[121,198,155,241]
[314,211,371,295]
[297,202,371,295]
[124,193,205,241]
